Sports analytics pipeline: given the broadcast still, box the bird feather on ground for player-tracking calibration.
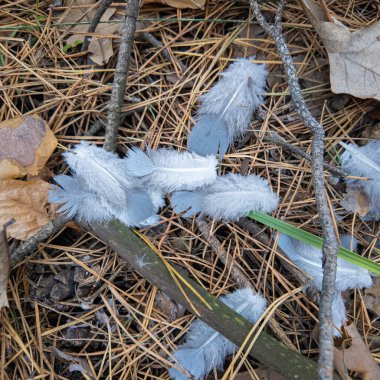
[169,288,266,380]
[187,58,267,158]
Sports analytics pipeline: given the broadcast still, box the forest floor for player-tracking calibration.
[1,1,380,379]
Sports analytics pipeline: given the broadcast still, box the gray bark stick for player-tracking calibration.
[248,2,339,379]
[103,0,140,152]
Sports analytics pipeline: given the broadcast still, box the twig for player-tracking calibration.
[81,0,113,57]
[196,219,297,350]
[11,215,67,267]
[262,133,346,178]
[103,0,140,152]
[248,2,339,379]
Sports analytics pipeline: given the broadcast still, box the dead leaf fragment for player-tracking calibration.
[0,220,14,309]
[334,324,380,380]
[142,0,205,9]
[0,179,53,241]
[340,187,369,217]
[0,115,57,180]
[364,276,380,316]
[302,0,380,100]
[57,1,119,66]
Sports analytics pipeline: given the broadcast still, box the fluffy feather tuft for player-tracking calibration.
[64,142,155,224]
[171,173,278,221]
[340,140,380,220]
[49,174,163,227]
[169,288,266,380]
[277,233,372,336]
[188,58,267,158]
[124,147,218,192]
[49,174,112,223]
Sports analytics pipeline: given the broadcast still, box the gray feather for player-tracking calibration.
[123,147,155,177]
[171,192,203,217]
[187,115,230,158]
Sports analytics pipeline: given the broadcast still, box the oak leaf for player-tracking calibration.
[302,0,380,100]
[363,276,380,316]
[0,115,57,180]
[0,179,53,241]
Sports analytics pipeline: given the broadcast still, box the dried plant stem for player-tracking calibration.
[196,220,296,350]
[104,0,140,152]
[81,0,113,56]
[249,1,339,379]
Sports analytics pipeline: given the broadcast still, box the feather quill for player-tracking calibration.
[340,140,380,220]
[169,288,266,380]
[124,147,218,192]
[171,173,278,221]
[63,142,155,224]
[188,58,267,158]
[277,233,372,335]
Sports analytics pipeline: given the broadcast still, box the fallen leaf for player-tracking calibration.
[340,187,369,217]
[361,122,380,141]
[302,0,380,100]
[334,324,380,380]
[142,0,205,9]
[364,276,380,316]
[57,1,119,66]
[0,115,57,180]
[0,220,14,309]
[0,179,53,241]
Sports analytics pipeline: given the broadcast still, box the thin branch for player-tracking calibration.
[103,0,140,152]
[248,1,339,379]
[81,0,113,57]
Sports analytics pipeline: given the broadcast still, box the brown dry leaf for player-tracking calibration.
[302,0,380,100]
[334,324,380,380]
[364,276,380,316]
[0,179,53,241]
[232,24,265,58]
[142,0,205,9]
[0,220,13,309]
[58,1,119,66]
[0,115,57,180]
[340,187,369,217]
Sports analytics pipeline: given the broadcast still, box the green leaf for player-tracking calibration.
[248,211,380,276]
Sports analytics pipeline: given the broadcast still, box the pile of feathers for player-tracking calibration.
[50,58,278,227]
[49,58,375,380]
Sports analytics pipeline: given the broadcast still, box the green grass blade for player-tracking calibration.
[247,211,380,276]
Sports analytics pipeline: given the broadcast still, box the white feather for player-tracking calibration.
[277,233,372,336]
[188,58,267,157]
[169,288,266,380]
[63,142,155,224]
[171,173,278,221]
[49,175,162,227]
[124,147,218,192]
[341,140,380,221]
